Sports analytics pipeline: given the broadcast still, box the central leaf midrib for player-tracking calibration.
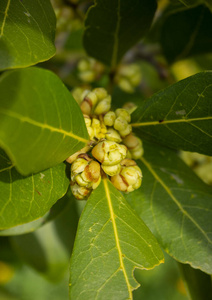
[103,178,132,299]
[131,116,212,127]
[140,156,211,244]
[0,108,88,144]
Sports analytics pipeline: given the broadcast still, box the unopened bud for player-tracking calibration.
[101,163,121,176]
[71,182,91,200]
[119,124,132,137]
[111,159,142,192]
[105,128,122,143]
[92,141,127,166]
[94,95,111,115]
[92,118,107,139]
[115,108,131,123]
[93,87,108,100]
[122,134,143,159]
[103,111,116,126]
[114,116,128,131]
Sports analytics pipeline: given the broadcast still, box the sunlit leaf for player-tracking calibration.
[0,67,89,175]
[132,71,212,155]
[0,0,56,70]
[69,179,164,299]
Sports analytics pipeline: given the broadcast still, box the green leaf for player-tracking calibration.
[0,67,89,175]
[69,179,164,299]
[10,193,79,282]
[125,142,212,274]
[0,189,70,235]
[0,0,56,71]
[0,149,69,229]
[178,262,212,300]
[160,5,212,63]
[83,0,157,68]
[131,71,212,155]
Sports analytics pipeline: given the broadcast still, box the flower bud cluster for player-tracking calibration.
[77,58,105,83]
[115,64,142,93]
[68,87,144,200]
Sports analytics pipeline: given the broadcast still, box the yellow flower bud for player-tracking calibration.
[79,71,96,82]
[119,124,132,137]
[103,111,116,126]
[105,128,122,143]
[114,116,128,131]
[101,164,121,176]
[115,108,131,123]
[122,134,144,159]
[92,118,106,139]
[71,156,90,181]
[92,141,127,166]
[78,59,90,72]
[71,182,91,200]
[118,78,134,93]
[94,95,111,115]
[93,87,108,100]
[111,159,142,192]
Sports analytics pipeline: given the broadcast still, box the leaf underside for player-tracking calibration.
[0,67,89,175]
[69,179,164,300]
[125,142,212,274]
[0,0,56,70]
[132,71,212,155]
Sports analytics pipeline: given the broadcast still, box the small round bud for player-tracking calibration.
[94,95,111,115]
[114,116,128,131]
[78,59,90,72]
[122,134,144,159]
[103,111,116,126]
[71,182,91,200]
[105,128,122,143]
[115,108,131,123]
[119,124,132,137]
[93,88,108,100]
[111,159,142,192]
[71,156,90,180]
[79,71,96,82]
[72,88,90,105]
[92,141,127,166]
[101,163,121,176]
[118,78,134,93]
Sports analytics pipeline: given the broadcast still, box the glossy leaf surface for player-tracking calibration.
[0,149,69,229]
[125,142,212,274]
[83,0,157,68]
[69,179,164,299]
[160,5,212,62]
[131,71,212,155]
[0,0,56,70]
[0,67,89,175]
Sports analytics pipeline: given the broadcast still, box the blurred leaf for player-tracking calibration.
[69,179,164,299]
[83,0,157,68]
[178,262,212,300]
[160,5,212,63]
[125,142,212,274]
[0,0,56,71]
[132,71,212,155]
[10,191,79,282]
[0,67,89,175]
[0,189,70,235]
[0,149,69,230]
[177,0,212,11]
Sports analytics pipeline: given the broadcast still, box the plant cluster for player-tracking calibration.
[0,0,211,300]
